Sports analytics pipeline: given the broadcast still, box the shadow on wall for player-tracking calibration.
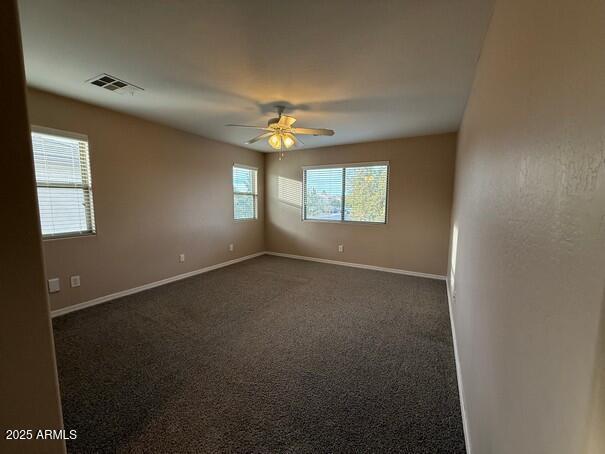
[278,176,302,208]
[267,222,305,254]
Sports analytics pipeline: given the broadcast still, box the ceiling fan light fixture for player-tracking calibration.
[268,133,282,150]
[283,133,295,149]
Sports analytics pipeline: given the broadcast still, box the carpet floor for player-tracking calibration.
[52,255,465,453]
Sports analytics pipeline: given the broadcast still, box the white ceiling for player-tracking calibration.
[18,0,494,152]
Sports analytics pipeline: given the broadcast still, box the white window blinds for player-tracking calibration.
[31,129,96,238]
[233,165,258,220]
[303,163,388,224]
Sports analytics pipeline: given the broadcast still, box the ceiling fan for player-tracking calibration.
[226,106,335,152]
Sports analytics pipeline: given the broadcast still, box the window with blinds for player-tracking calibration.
[303,162,389,224]
[31,128,96,238]
[233,165,258,220]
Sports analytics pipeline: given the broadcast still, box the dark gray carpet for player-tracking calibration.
[52,255,465,453]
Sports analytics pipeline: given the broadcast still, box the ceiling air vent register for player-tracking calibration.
[87,74,143,95]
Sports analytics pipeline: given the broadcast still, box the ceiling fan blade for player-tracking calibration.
[291,134,304,147]
[245,132,273,144]
[291,127,334,136]
[226,124,272,131]
[278,115,297,127]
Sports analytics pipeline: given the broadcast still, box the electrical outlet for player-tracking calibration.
[48,278,60,293]
[70,275,81,288]
[179,254,185,263]
[338,244,344,252]
[229,243,234,252]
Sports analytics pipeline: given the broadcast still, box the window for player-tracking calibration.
[31,128,96,238]
[233,165,258,220]
[303,162,388,224]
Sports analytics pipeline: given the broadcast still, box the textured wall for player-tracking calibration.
[449,0,605,452]
[585,291,605,454]
[27,89,265,311]
[265,133,456,276]
[0,2,65,453]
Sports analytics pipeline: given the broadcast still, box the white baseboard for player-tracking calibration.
[265,251,446,281]
[446,280,471,454]
[50,252,265,318]
[51,250,446,319]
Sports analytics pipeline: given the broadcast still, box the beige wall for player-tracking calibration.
[586,290,605,454]
[27,89,265,311]
[0,1,65,453]
[265,133,456,276]
[449,0,605,453]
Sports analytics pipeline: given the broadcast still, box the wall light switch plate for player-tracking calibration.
[70,275,81,288]
[179,254,185,263]
[338,244,344,252]
[229,243,234,252]
[48,278,60,293]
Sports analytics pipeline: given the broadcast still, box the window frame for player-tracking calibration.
[302,161,390,225]
[232,163,258,222]
[31,125,97,241]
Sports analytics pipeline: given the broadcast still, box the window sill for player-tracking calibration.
[233,218,258,223]
[302,219,387,226]
[42,232,97,242]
